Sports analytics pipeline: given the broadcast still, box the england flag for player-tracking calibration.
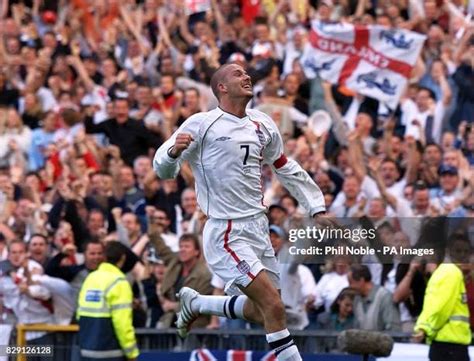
[189,349,217,361]
[227,350,252,361]
[301,21,426,108]
[189,349,277,361]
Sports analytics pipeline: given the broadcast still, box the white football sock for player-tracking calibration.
[191,295,248,319]
[266,329,302,361]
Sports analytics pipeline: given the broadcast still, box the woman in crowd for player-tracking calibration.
[316,288,358,352]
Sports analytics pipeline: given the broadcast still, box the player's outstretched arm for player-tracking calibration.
[259,112,326,217]
[273,156,326,216]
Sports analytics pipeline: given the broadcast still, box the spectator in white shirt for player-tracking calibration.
[283,27,311,76]
[330,175,365,217]
[366,198,390,229]
[423,143,443,168]
[175,188,198,238]
[340,130,412,210]
[402,74,452,144]
[355,112,377,156]
[369,160,432,244]
[420,143,443,187]
[0,240,54,341]
[313,255,351,312]
[52,108,84,147]
[378,158,406,199]
[151,208,179,253]
[270,225,317,330]
[349,158,407,209]
[430,165,463,214]
[411,181,433,217]
[442,149,471,185]
[180,188,198,221]
[129,84,164,130]
[28,234,51,269]
[0,108,32,168]
[133,155,153,190]
[113,210,144,248]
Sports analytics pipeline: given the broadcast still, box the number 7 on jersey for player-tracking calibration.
[240,144,250,165]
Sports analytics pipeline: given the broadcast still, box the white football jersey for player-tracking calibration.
[153,107,325,220]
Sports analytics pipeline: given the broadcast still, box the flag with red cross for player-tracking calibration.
[301,21,426,108]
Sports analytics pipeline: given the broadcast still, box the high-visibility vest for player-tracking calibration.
[415,264,471,345]
[77,263,139,360]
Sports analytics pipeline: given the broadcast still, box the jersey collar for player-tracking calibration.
[217,107,249,121]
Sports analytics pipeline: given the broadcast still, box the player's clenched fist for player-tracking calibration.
[168,133,194,158]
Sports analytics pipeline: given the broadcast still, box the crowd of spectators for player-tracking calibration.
[0,0,473,351]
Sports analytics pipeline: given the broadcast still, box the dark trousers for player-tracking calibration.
[429,341,470,361]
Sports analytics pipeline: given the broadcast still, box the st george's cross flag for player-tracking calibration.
[189,348,217,361]
[226,350,253,361]
[188,349,277,361]
[300,21,426,108]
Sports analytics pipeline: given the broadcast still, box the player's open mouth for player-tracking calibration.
[243,84,252,90]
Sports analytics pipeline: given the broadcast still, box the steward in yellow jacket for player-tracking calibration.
[78,242,139,361]
[414,262,471,361]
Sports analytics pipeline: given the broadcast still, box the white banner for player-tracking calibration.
[301,21,426,108]
[185,0,211,15]
[377,342,474,361]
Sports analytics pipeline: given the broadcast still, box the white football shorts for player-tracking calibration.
[203,212,280,296]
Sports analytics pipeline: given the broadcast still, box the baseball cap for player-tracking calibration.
[269,225,286,239]
[438,164,458,176]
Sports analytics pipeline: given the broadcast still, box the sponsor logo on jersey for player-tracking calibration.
[215,136,231,141]
[237,260,251,274]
